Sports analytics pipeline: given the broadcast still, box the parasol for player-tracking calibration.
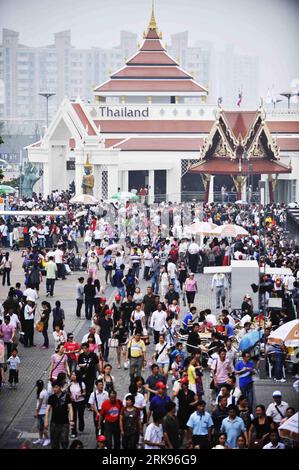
[268,320,299,347]
[70,194,98,205]
[0,184,17,195]
[278,412,299,442]
[184,221,217,235]
[239,329,263,352]
[211,224,249,238]
[111,191,139,201]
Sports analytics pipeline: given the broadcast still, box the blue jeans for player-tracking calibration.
[274,352,284,380]
[151,274,159,294]
[216,286,225,307]
[240,381,254,410]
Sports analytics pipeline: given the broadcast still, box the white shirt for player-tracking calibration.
[54,249,63,264]
[46,250,55,261]
[9,313,21,330]
[239,314,252,327]
[266,401,289,424]
[123,392,146,420]
[206,313,217,326]
[94,229,102,240]
[131,310,145,323]
[23,288,38,302]
[155,342,170,364]
[144,423,164,449]
[88,389,109,410]
[144,250,154,268]
[167,262,176,279]
[53,330,67,349]
[150,310,167,332]
[263,442,286,449]
[82,332,102,345]
[24,304,35,320]
[36,389,48,415]
[188,242,200,255]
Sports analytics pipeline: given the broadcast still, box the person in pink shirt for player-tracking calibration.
[0,315,15,359]
[49,343,70,382]
[211,348,232,394]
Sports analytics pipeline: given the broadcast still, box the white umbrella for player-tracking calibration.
[278,412,299,441]
[185,221,217,235]
[104,243,122,253]
[70,194,98,205]
[211,224,249,238]
[268,319,299,347]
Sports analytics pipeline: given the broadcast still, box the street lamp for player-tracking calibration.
[38,92,56,128]
[280,92,296,112]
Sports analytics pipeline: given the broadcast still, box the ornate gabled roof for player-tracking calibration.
[94,7,207,95]
[190,107,292,176]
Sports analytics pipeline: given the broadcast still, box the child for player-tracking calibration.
[7,348,20,389]
[96,435,107,449]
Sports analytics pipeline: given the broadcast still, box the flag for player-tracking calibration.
[237,91,242,107]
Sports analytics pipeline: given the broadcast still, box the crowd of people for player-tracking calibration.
[0,193,298,450]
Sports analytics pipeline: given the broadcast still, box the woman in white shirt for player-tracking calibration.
[33,380,50,446]
[130,304,145,334]
[69,371,86,438]
[160,267,169,298]
[133,287,143,303]
[153,334,170,378]
[52,324,67,350]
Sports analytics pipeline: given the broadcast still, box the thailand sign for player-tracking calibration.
[99,106,149,118]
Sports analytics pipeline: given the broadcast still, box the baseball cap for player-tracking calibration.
[100,297,107,303]
[97,435,106,442]
[156,381,166,389]
[181,377,189,385]
[115,295,121,301]
[272,390,282,397]
[105,309,112,315]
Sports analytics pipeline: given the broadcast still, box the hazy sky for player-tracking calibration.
[1,0,298,95]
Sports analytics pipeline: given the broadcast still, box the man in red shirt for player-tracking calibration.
[99,390,123,449]
[64,333,80,373]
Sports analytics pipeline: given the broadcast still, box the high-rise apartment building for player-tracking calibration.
[0,29,137,125]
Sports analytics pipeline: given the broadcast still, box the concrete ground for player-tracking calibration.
[0,246,298,449]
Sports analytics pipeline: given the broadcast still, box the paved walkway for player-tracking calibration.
[0,249,298,449]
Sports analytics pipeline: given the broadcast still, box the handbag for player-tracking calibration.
[35,320,44,333]
[108,338,119,348]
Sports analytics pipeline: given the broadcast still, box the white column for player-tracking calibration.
[208,175,214,203]
[148,170,155,204]
[122,170,129,192]
[43,162,50,196]
[108,165,119,198]
[166,168,181,203]
[75,163,84,195]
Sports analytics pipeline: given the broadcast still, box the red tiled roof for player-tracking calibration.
[127,51,177,66]
[141,39,165,51]
[93,119,213,134]
[111,66,191,79]
[113,137,203,151]
[145,29,160,39]
[267,121,299,133]
[104,138,124,148]
[95,79,206,93]
[190,158,291,175]
[72,103,97,136]
[222,111,258,140]
[277,138,299,151]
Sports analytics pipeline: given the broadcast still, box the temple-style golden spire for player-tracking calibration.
[149,1,157,30]
[144,1,162,38]
[84,154,92,169]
